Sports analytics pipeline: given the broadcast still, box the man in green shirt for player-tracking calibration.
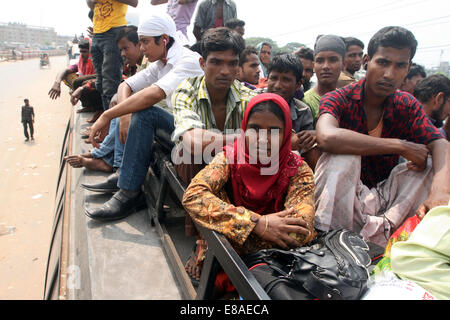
[303,35,345,121]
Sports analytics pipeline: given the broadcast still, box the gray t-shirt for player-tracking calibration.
[290,98,314,133]
[194,0,237,32]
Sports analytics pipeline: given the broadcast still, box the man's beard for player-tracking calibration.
[303,80,312,92]
[431,101,446,127]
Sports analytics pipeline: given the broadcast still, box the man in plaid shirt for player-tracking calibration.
[21,99,35,141]
[314,26,450,247]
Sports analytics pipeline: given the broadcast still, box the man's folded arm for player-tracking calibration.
[316,113,404,156]
[104,84,166,120]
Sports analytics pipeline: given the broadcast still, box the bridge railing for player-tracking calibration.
[0,49,66,61]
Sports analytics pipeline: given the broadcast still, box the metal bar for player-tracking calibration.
[155,166,169,222]
[195,251,220,300]
[44,260,60,300]
[163,161,187,201]
[150,205,197,300]
[198,226,271,300]
[58,111,74,300]
[44,116,72,300]
[43,195,64,299]
[59,118,71,163]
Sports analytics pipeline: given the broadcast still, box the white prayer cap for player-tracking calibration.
[138,13,177,38]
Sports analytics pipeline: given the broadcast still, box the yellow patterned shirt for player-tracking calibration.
[182,152,317,256]
[93,0,128,34]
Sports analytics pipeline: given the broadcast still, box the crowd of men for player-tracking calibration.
[49,0,450,298]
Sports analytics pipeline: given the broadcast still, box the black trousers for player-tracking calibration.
[22,120,34,139]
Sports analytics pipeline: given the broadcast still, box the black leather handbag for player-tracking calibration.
[243,229,372,300]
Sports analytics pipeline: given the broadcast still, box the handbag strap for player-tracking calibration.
[303,272,343,300]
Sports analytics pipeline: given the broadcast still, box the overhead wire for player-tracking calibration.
[351,15,450,39]
[268,0,431,39]
[416,44,450,52]
[299,17,450,51]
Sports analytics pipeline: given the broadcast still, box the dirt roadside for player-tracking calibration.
[0,56,72,299]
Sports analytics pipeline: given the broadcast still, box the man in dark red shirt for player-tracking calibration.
[315,26,450,247]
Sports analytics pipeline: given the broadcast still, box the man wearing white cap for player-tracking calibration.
[85,13,203,221]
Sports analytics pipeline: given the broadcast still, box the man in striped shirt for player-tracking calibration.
[171,27,256,181]
[170,27,256,283]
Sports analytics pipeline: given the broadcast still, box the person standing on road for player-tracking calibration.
[21,99,35,141]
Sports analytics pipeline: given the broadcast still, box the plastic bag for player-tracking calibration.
[362,271,436,300]
[372,215,421,275]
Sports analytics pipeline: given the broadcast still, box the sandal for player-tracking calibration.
[185,239,207,287]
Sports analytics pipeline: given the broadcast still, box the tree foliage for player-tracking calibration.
[245,37,279,52]
[244,37,305,54]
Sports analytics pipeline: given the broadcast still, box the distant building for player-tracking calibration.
[439,61,450,76]
[0,22,72,48]
[429,61,450,77]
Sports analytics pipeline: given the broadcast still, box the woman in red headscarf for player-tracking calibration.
[182,93,316,259]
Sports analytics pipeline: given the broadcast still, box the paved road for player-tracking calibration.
[0,56,71,299]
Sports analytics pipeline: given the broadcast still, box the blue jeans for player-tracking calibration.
[90,118,124,168]
[118,106,175,192]
[90,118,116,166]
[113,117,125,168]
[91,27,124,110]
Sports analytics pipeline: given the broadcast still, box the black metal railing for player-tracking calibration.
[43,117,72,300]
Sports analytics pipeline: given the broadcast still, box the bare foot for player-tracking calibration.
[64,155,113,172]
[64,155,84,168]
[185,239,207,282]
[84,135,103,145]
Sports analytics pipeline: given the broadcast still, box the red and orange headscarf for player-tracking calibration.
[223,93,303,215]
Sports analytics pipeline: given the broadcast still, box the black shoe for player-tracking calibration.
[25,138,29,141]
[85,191,146,221]
[81,171,119,193]
[31,137,34,140]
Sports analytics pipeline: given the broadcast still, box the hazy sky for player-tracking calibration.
[2,0,449,68]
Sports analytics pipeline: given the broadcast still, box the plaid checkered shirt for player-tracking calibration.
[171,76,257,144]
